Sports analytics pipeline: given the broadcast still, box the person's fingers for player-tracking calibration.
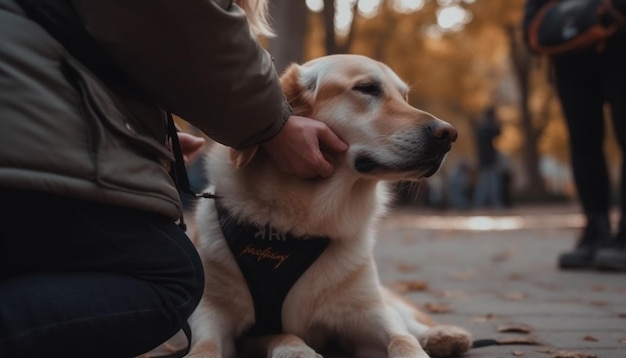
[178,132,205,154]
[317,126,348,153]
[312,152,334,178]
[177,132,205,164]
[262,116,348,178]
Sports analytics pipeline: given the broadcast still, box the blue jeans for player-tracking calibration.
[0,189,204,358]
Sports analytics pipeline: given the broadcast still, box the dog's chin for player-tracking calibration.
[354,155,444,179]
[421,164,442,178]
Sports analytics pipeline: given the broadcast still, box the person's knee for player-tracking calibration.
[168,248,205,320]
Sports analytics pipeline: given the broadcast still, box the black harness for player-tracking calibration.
[214,200,330,336]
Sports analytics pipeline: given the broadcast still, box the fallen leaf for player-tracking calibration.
[471,313,496,323]
[507,273,526,281]
[549,350,597,358]
[588,300,607,307]
[500,292,527,301]
[512,351,525,356]
[423,302,452,313]
[582,335,598,342]
[440,290,467,298]
[492,249,512,262]
[448,271,475,281]
[498,324,532,334]
[394,262,420,273]
[535,282,563,291]
[391,280,428,292]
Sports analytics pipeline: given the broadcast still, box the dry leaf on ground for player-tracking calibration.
[394,262,420,273]
[492,249,512,262]
[511,351,525,356]
[448,271,476,281]
[500,292,527,301]
[497,324,533,333]
[471,313,496,322]
[390,279,428,292]
[549,350,597,358]
[589,300,607,307]
[423,302,452,313]
[582,335,598,342]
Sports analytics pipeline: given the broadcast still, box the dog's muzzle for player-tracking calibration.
[355,121,457,176]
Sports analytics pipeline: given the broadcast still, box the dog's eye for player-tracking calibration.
[353,83,382,96]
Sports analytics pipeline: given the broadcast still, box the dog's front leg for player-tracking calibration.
[387,334,429,358]
[187,303,237,358]
[241,333,321,358]
[354,305,430,358]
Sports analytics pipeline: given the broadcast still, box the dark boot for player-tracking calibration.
[558,214,611,269]
[594,217,626,271]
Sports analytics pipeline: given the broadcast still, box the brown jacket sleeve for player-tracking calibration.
[71,0,289,149]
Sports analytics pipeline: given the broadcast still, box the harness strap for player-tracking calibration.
[215,199,330,336]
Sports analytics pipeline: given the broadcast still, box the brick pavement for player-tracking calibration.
[377,203,626,358]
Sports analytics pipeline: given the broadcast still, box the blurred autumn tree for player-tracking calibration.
[267,0,584,202]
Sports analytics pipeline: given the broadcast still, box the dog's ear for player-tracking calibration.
[280,63,316,117]
[229,146,259,168]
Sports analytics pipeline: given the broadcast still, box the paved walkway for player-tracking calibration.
[377,203,626,358]
[143,203,625,358]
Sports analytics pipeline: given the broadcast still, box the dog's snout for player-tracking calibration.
[428,122,458,143]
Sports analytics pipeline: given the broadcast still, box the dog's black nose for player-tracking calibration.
[428,121,458,143]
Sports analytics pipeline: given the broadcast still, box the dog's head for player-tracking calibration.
[235,54,457,181]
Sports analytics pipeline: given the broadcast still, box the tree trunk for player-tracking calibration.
[268,0,308,74]
[322,0,338,54]
[506,25,547,200]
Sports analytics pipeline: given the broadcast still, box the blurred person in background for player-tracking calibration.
[447,157,473,211]
[524,0,626,271]
[0,0,347,357]
[472,106,504,210]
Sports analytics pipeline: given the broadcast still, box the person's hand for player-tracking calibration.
[177,132,206,164]
[262,116,348,178]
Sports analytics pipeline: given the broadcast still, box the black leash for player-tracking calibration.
[471,337,539,348]
[166,112,218,231]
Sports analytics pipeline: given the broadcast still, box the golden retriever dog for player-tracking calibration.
[187,54,472,358]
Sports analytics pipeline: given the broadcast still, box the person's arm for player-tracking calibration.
[71,0,286,149]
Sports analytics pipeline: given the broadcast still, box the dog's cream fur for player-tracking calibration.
[187,54,471,358]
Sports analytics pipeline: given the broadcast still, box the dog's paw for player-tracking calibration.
[270,346,322,358]
[417,325,472,358]
[186,340,221,358]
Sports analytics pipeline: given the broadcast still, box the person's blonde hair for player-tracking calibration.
[235,0,275,38]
